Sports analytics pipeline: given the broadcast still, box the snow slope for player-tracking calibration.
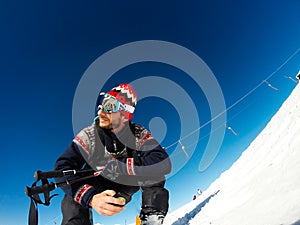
[164,83,300,225]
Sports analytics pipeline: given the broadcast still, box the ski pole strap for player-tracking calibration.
[28,197,38,225]
[26,179,58,225]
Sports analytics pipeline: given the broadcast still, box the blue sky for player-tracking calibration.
[0,1,300,225]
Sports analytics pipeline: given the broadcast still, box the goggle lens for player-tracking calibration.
[100,94,120,113]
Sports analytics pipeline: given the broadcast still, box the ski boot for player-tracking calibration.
[140,209,165,225]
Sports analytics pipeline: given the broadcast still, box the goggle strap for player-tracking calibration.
[122,104,135,113]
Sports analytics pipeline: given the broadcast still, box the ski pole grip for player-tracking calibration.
[34,170,64,181]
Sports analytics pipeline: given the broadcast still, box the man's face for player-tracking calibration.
[98,109,127,131]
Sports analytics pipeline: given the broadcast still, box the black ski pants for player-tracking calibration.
[60,178,168,225]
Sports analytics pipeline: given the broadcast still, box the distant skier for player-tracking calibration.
[54,84,171,225]
[193,195,197,200]
[197,189,202,196]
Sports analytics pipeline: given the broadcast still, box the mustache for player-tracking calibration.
[100,115,110,120]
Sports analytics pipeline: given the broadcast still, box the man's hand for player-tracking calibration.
[89,190,126,216]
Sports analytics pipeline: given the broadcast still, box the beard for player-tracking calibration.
[111,117,122,130]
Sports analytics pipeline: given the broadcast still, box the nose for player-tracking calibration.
[98,108,105,116]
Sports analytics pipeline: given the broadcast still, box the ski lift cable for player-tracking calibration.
[179,101,252,151]
[166,57,297,155]
[180,111,243,151]
[170,104,251,157]
[165,47,300,150]
[165,80,263,150]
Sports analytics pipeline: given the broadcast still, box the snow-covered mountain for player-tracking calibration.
[164,83,300,225]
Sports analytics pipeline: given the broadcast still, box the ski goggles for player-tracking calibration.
[98,92,135,114]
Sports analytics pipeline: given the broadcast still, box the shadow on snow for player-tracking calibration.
[291,220,300,225]
[171,190,220,225]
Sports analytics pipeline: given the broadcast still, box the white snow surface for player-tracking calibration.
[164,84,300,225]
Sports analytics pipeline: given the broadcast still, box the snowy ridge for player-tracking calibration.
[164,84,300,225]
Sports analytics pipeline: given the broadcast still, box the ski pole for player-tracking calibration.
[33,169,96,181]
[26,169,102,196]
[26,169,103,225]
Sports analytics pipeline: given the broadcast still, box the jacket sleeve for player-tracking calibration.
[54,130,98,208]
[124,128,172,177]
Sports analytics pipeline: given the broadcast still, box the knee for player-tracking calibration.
[141,186,169,215]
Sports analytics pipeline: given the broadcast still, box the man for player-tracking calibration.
[55,83,171,225]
